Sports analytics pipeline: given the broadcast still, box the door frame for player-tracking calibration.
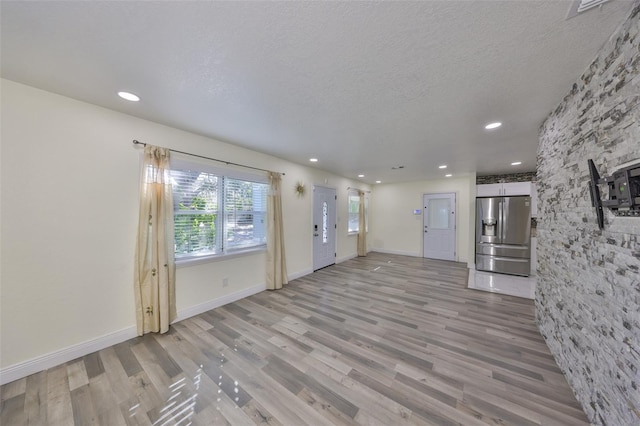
[422,191,457,261]
[312,185,338,271]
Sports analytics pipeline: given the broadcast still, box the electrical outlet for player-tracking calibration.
[222,277,229,288]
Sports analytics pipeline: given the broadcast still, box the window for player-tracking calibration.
[170,160,267,261]
[364,195,369,233]
[172,168,220,257]
[322,201,328,243]
[348,191,360,233]
[347,190,369,234]
[224,177,267,251]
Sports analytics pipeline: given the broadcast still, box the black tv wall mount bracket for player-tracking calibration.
[588,159,640,229]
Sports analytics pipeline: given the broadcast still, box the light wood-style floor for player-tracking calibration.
[1,253,588,425]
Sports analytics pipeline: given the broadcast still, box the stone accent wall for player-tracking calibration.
[536,3,640,425]
[476,171,536,184]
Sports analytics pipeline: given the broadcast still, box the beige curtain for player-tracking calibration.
[134,145,176,336]
[357,191,367,257]
[266,172,288,290]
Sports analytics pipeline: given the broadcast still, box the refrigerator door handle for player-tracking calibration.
[497,199,503,242]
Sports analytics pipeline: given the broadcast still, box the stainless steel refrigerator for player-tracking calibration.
[476,196,531,276]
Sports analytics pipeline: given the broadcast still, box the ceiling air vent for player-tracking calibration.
[566,0,610,19]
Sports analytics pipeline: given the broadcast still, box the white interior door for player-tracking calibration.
[423,193,456,261]
[313,186,337,271]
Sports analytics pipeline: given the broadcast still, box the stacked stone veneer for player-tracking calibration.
[476,171,536,184]
[536,3,640,425]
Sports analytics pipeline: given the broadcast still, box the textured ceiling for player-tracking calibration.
[1,1,634,184]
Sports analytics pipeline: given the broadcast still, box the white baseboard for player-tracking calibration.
[369,248,421,257]
[371,249,470,264]
[288,254,360,278]
[337,253,358,264]
[174,283,264,322]
[0,326,137,386]
[288,268,313,281]
[0,283,265,386]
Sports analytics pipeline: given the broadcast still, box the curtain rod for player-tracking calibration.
[347,187,371,193]
[132,140,285,176]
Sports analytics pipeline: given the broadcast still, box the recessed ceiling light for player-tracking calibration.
[439,165,447,169]
[117,91,140,102]
[445,174,452,177]
[309,158,318,162]
[358,174,365,178]
[375,180,381,184]
[511,161,522,166]
[485,122,502,130]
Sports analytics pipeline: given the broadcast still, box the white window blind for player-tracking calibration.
[169,161,268,261]
[348,190,360,233]
[223,178,267,251]
[171,168,220,258]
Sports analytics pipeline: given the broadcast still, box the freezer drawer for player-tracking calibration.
[476,254,530,276]
[476,243,530,259]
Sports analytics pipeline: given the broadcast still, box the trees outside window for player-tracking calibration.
[170,165,267,259]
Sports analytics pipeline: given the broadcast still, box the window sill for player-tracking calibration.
[348,231,358,236]
[176,246,266,268]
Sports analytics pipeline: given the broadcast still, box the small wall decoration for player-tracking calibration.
[295,181,306,197]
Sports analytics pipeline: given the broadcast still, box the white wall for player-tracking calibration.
[369,175,476,264]
[0,79,369,372]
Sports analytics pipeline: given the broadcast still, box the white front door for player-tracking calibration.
[313,186,337,271]
[423,193,456,261]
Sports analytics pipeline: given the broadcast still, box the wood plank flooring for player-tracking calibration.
[1,253,588,425]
